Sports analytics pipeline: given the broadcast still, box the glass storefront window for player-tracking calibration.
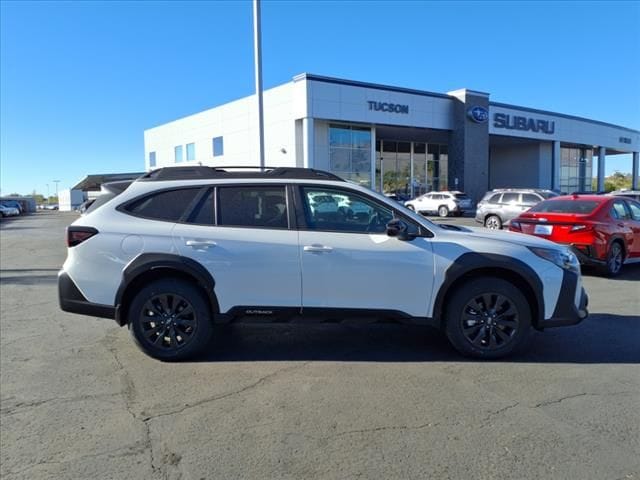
[329,125,372,188]
[560,146,593,193]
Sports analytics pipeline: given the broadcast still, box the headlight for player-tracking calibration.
[529,246,580,273]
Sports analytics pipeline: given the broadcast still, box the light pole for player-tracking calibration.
[53,180,60,201]
[253,0,265,169]
[46,184,50,202]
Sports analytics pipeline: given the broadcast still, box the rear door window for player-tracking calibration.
[217,186,288,229]
[626,201,640,221]
[522,193,542,206]
[612,200,631,220]
[501,193,520,204]
[124,188,202,222]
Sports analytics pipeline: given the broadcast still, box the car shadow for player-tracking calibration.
[198,313,639,364]
[582,263,640,280]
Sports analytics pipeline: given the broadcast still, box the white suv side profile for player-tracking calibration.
[59,167,588,361]
[405,191,473,217]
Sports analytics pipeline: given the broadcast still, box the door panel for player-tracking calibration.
[172,225,301,312]
[298,186,434,318]
[172,185,301,312]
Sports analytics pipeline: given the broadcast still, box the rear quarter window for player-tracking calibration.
[124,188,202,221]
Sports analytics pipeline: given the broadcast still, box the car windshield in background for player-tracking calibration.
[454,194,469,199]
[530,200,599,214]
[541,192,559,199]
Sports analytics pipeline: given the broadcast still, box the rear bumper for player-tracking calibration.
[58,271,115,320]
[569,245,605,266]
[539,270,588,328]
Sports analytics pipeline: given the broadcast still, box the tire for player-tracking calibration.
[128,278,213,361]
[484,215,502,230]
[444,277,532,359]
[406,204,415,211]
[600,241,624,277]
[438,205,449,217]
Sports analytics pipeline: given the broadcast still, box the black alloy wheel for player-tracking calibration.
[140,293,197,350]
[129,278,213,361]
[445,277,532,359]
[460,293,519,350]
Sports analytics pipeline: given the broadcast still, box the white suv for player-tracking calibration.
[59,167,588,361]
[405,191,473,217]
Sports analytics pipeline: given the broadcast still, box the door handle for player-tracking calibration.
[303,244,333,253]
[186,239,217,249]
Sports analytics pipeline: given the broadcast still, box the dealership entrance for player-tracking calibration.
[374,126,450,197]
[375,141,449,197]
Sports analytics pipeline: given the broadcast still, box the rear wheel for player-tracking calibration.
[438,205,449,217]
[484,215,502,230]
[128,278,213,361]
[444,277,532,359]
[601,241,624,277]
[406,204,415,211]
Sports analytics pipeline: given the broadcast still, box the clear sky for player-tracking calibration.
[1,0,639,196]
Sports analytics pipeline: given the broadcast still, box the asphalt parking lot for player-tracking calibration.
[1,211,639,480]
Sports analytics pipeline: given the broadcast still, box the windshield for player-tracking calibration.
[530,199,600,214]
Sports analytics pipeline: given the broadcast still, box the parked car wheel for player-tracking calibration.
[406,204,415,211]
[600,241,624,277]
[128,278,213,361]
[484,215,502,230]
[444,277,532,359]
[438,205,449,217]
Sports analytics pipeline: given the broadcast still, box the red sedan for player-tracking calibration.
[509,194,640,276]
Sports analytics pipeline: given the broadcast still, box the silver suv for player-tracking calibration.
[475,189,558,229]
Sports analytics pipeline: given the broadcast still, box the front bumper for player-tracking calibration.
[539,269,588,328]
[58,271,116,319]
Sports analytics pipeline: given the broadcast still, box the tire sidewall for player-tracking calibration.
[444,278,532,359]
[128,278,213,361]
[438,206,449,217]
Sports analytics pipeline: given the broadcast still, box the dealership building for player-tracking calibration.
[144,74,639,202]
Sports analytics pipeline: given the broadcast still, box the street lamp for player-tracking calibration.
[53,180,60,200]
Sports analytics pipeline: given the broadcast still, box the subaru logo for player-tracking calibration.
[467,106,489,123]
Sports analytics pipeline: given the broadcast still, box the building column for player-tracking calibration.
[302,118,314,168]
[370,126,377,191]
[597,146,606,192]
[633,152,639,190]
[552,141,561,191]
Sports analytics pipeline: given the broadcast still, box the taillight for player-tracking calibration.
[510,221,522,231]
[67,226,98,247]
[570,224,592,232]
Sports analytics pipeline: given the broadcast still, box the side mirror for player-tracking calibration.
[386,219,413,241]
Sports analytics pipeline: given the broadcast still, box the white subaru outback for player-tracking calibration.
[59,167,588,361]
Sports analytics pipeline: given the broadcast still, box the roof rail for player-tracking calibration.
[138,166,345,182]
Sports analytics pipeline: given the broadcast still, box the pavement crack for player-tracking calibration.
[325,421,440,440]
[141,362,311,422]
[480,402,520,425]
[532,391,634,408]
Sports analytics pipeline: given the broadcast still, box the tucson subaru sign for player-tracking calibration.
[367,101,409,114]
[467,106,489,123]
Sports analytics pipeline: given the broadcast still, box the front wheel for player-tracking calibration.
[444,277,532,359]
[438,205,449,217]
[128,278,213,361]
